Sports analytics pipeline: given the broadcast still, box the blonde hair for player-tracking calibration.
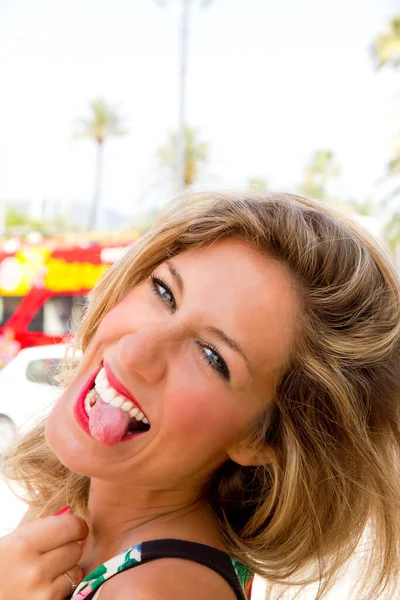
[4,192,400,599]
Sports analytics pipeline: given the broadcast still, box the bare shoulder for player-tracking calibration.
[98,557,238,600]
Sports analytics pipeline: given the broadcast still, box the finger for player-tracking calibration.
[53,565,84,599]
[41,541,82,579]
[19,514,89,554]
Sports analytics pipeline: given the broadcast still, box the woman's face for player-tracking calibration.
[46,237,297,490]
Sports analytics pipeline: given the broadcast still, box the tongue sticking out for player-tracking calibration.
[89,397,130,446]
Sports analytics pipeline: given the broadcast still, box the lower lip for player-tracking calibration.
[73,370,146,444]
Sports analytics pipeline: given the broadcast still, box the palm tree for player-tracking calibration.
[381,186,400,267]
[372,14,400,179]
[75,98,127,230]
[157,126,209,187]
[299,150,340,201]
[156,0,214,191]
[372,14,400,69]
[372,16,400,264]
[372,15,400,181]
[385,210,400,254]
[247,177,268,193]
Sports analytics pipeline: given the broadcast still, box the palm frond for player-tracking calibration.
[372,14,400,69]
[157,125,209,185]
[74,98,127,143]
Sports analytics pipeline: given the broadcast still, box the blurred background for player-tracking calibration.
[0,0,399,245]
[0,0,399,597]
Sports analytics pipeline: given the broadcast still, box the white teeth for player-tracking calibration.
[84,389,97,415]
[121,400,134,413]
[110,396,125,408]
[85,366,150,426]
[85,395,91,415]
[128,407,149,425]
[101,387,118,403]
[94,382,103,396]
[95,368,106,385]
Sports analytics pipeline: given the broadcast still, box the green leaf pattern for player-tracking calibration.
[72,543,253,599]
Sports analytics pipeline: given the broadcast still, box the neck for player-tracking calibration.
[80,478,222,573]
[88,478,207,540]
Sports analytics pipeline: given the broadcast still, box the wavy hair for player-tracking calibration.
[4,192,400,599]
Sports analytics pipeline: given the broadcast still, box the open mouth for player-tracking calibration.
[74,365,150,445]
[85,366,150,435]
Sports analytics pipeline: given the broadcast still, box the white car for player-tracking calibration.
[0,344,80,455]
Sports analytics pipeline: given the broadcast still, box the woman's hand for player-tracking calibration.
[0,508,89,600]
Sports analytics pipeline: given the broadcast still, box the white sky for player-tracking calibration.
[0,0,399,220]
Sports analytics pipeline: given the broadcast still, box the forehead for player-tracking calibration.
[168,237,298,379]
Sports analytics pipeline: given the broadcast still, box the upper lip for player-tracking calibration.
[103,360,146,416]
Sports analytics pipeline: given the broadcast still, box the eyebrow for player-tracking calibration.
[167,261,184,294]
[166,260,251,370]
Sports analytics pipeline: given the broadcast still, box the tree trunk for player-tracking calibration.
[177,0,190,194]
[184,161,196,186]
[88,140,104,231]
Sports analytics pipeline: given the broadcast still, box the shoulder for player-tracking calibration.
[97,556,238,600]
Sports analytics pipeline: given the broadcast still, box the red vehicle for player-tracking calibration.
[0,241,132,356]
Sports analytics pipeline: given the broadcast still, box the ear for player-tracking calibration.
[227,442,277,467]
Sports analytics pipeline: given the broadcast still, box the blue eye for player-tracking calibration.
[150,276,176,310]
[196,342,230,381]
[149,273,230,382]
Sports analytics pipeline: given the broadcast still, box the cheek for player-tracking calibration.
[166,386,248,448]
[95,307,126,341]
[94,288,146,338]
[45,390,85,470]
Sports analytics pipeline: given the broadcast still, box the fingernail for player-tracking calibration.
[53,505,71,516]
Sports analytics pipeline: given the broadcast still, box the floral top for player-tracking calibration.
[72,538,254,600]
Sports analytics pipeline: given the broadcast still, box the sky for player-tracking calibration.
[0,0,399,222]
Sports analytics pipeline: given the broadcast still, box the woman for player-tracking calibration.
[2,191,400,600]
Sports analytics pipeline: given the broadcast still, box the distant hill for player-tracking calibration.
[7,199,128,232]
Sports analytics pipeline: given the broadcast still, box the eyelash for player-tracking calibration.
[149,274,230,381]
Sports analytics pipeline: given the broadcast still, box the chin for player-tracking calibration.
[45,408,82,474]
[45,396,95,477]
[44,397,124,482]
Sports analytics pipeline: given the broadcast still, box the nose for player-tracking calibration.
[116,325,183,384]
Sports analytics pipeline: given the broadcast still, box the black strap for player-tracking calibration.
[142,539,247,599]
[83,538,248,600]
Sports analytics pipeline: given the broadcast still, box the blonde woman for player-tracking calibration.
[1,192,399,600]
